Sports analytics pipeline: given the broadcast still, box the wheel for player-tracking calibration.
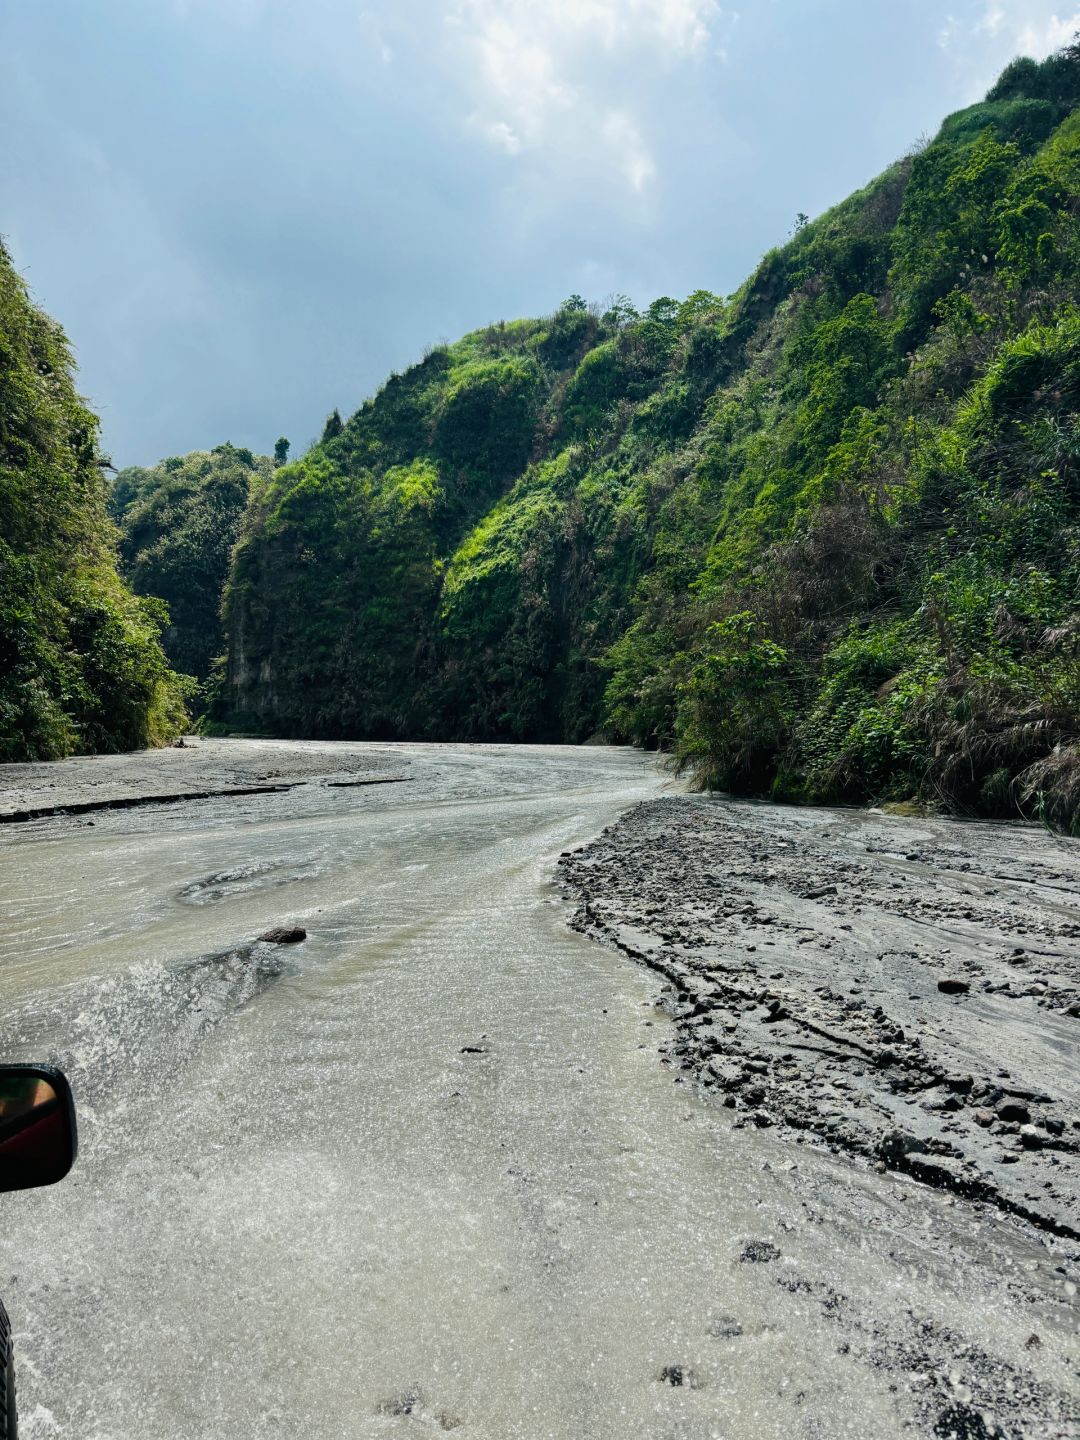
[0,1299,15,1440]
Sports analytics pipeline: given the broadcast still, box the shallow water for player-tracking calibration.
[0,742,1074,1438]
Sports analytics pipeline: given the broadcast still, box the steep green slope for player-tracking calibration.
[219,303,657,739]
[112,444,272,688]
[217,45,1080,828]
[0,242,188,761]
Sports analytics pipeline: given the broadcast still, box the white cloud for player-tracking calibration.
[602,110,656,191]
[447,0,724,192]
[467,9,576,144]
[1016,10,1080,57]
[453,0,720,59]
[940,2,1079,59]
[360,10,394,64]
[484,119,523,155]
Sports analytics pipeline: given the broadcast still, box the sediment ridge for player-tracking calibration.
[560,796,1080,1242]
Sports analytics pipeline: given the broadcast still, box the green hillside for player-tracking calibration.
[209,45,1080,830]
[0,242,188,762]
[112,444,273,689]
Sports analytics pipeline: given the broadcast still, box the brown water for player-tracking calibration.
[0,742,1072,1438]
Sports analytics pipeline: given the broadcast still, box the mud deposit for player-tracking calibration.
[1,745,1077,1438]
[561,795,1080,1435]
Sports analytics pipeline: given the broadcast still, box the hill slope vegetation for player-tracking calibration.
[0,242,187,761]
[112,444,272,689]
[215,47,1080,829]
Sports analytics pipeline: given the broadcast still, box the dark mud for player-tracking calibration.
[560,796,1080,1242]
[0,782,298,823]
[560,796,1080,1435]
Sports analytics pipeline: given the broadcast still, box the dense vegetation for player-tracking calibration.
[215,45,1080,830]
[0,242,187,762]
[111,444,272,688]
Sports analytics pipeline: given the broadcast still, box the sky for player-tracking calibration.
[2,1,1078,468]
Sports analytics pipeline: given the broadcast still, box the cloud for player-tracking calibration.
[360,10,394,64]
[602,110,656,192]
[465,8,576,145]
[1016,10,1080,57]
[940,2,1080,59]
[447,0,724,191]
[483,119,523,155]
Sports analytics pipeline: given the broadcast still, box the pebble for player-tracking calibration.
[739,1240,781,1263]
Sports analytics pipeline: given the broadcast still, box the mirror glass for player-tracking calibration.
[0,1070,76,1192]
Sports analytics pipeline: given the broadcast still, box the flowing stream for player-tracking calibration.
[0,742,1073,1439]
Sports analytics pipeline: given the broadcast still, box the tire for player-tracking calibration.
[0,1299,15,1440]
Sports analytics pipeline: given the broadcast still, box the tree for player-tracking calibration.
[274,436,290,466]
[602,294,639,328]
[322,409,344,442]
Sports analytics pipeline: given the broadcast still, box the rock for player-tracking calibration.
[707,1059,743,1088]
[1041,1116,1065,1137]
[708,1314,743,1339]
[739,1240,780,1263]
[258,925,307,944]
[996,1100,1030,1124]
[921,1091,960,1113]
[659,1365,700,1388]
[934,1401,1003,1439]
[973,1109,994,1128]
[878,1129,928,1166]
[1019,1124,1043,1149]
[903,1153,969,1190]
[937,978,970,995]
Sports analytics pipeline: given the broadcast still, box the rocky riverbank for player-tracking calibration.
[560,797,1080,1242]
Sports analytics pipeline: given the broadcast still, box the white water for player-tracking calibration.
[0,743,1071,1438]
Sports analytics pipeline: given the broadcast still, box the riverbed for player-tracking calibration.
[0,740,1076,1438]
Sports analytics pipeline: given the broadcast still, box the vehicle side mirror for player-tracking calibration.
[0,1065,78,1193]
